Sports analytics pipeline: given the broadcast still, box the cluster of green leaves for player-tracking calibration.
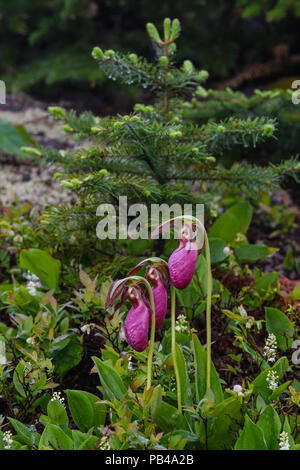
[2,323,298,450]
[180,88,300,165]
[0,189,299,450]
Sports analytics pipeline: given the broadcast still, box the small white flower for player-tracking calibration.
[99,435,111,450]
[3,430,13,449]
[26,271,42,296]
[266,370,279,391]
[223,246,233,256]
[264,333,277,363]
[26,337,35,345]
[50,391,65,406]
[127,355,134,370]
[27,281,37,296]
[233,384,244,396]
[279,431,290,450]
[175,315,189,333]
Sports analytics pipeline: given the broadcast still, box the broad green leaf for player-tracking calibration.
[209,200,252,242]
[254,272,278,294]
[207,397,242,450]
[78,435,100,450]
[234,244,276,262]
[150,385,189,433]
[257,405,281,449]
[52,335,83,378]
[39,424,73,450]
[235,416,268,450]
[47,399,68,426]
[175,343,192,407]
[92,356,127,401]
[8,418,33,446]
[265,307,294,351]
[80,391,106,427]
[65,390,94,432]
[20,249,61,291]
[209,237,227,264]
[192,334,223,404]
[71,430,98,450]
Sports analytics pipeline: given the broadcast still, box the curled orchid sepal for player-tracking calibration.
[127,256,169,279]
[106,275,149,310]
[150,214,204,251]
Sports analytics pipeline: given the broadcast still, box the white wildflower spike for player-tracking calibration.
[3,430,13,449]
[50,391,65,406]
[264,333,277,363]
[266,369,279,391]
[175,314,189,333]
[26,271,42,296]
[99,435,111,450]
[279,431,290,450]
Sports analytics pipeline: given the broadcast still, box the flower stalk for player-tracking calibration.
[203,230,212,391]
[151,215,212,392]
[144,278,156,389]
[170,284,182,412]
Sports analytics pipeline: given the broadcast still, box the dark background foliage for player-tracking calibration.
[2,0,300,111]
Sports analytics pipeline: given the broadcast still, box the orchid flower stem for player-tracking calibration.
[171,284,182,413]
[144,279,156,390]
[203,230,212,392]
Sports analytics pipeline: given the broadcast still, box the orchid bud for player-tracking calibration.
[146,267,167,330]
[168,224,198,289]
[123,287,149,352]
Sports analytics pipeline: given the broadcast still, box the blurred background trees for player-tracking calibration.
[2,0,300,112]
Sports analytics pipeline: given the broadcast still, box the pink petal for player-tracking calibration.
[168,241,198,289]
[124,299,149,352]
[152,279,168,330]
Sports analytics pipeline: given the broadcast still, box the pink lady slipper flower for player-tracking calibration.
[123,286,150,352]
[106,281,150,352]
[168,223,198,290]
[146,266,168,330]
